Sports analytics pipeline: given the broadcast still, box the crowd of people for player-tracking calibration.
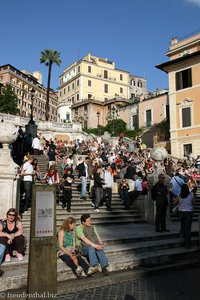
[0,129,199,277]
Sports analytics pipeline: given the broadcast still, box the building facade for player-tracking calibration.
[0,64,58,122]
[57,53,147,126]
[157,32,200,158]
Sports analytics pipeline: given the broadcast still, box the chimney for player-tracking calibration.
[171,36,178,45]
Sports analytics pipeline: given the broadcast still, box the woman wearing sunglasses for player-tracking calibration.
[0,208,25,262]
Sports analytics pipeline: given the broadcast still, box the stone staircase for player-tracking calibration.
[1,156,200,294]
[1,226,200,293]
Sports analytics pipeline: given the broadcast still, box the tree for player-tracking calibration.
[0,83,19,115]
[105,118,127,136]
[40,49,62,121]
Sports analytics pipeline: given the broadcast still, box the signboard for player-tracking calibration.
[35,191,54,237]
[27,184,57,298]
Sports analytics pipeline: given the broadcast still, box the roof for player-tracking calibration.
[155,50,200,73]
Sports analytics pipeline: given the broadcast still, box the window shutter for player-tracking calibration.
[176,72,182,90]
[182,107,191,127]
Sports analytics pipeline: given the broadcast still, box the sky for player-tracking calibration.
[1,0,200,93]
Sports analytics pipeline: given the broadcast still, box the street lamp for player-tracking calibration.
[29,88,35,125]
[111,106,116,136]
[97,111,100,136]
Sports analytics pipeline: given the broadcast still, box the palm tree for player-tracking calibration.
[40,49,62,121]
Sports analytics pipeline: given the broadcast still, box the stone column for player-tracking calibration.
[0,122,20,218]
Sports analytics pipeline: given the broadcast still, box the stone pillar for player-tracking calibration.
[0,122,20,218]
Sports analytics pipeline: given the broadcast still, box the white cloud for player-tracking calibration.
[185,0,200,6]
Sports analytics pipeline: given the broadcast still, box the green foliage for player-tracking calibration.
[83,118,143,138]
[40,49,62,121]
[0,83,19,115]
[124,128,143,138]
[40,49,62,67]
[105,119,126,136]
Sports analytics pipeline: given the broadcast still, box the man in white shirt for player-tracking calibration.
[124,171,143,209]
[21,155,34,213]
[102,165,114,211]
[32,135,41,155]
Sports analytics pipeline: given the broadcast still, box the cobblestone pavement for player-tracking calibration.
[57,264,200,300]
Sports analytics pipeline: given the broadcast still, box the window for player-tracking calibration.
[166,104,169,120]
[78,66,80,73]
[77,80,79,86]
[77,93,79,100]
[88,94,92,99]
[68,85,70,92]
[176,68,192,90]
[184,144,192,156]
[104,70,108,79]
[120,74,123,81]
[72,83,74,89]
[132,115,138,129]
[182,107,191,127]
[64,88,65,94]
[104,84,108,93]
[146,110,152,127]
[88,66,91,73]
[66,113,70,121]
[88,80,91,87]
[120,87,123,93]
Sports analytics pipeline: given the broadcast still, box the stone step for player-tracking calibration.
[1,235,199,292]
[22,218,145,229]
[2,235,199,271]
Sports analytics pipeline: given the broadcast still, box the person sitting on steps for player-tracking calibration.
[76,213,109,276]
[57,217,97,278]
[0,208,26,262]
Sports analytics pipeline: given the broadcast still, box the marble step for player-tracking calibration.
[1,238,199,292]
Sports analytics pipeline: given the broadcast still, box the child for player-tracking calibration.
[119,179,129,201]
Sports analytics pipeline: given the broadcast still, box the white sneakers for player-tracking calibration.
[86,266,98,276]
[16,252,24,261]
[75,266,83,278]
[5,253,24,262]
[94,209,100,213]
[5,253,11,262]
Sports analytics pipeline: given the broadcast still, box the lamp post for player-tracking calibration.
[28,88,35,125]
[97,111,100,136]
[111,106,116,136]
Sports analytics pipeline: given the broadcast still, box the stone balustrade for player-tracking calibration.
[0,113,82,133]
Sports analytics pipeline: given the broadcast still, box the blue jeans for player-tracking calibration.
[23,181,32,212]
[81,245,108,268]
[0,244,6,264]
[81,177,87,197]
[95,187,104,209]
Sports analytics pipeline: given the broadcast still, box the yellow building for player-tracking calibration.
[0,64,58,122]
[156,32,200,158]
[58,53,147,127]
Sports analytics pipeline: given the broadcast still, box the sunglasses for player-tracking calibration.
[8,213,16,216]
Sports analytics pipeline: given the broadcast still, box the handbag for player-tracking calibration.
[172,205,180,217]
